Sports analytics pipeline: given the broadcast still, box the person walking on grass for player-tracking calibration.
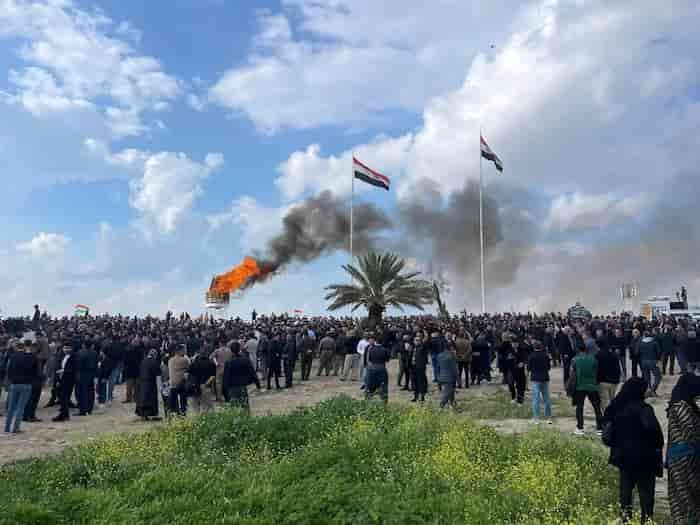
[528,341,553,425]
[570,340,604,436]
[437,342,457,409]
[603,377,664,524]
[4,341,37,434]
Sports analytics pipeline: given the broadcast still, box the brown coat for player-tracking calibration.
[168,355,190,388]
[455,337,472,362]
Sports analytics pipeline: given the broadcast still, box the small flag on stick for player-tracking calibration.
[480,135,503,172]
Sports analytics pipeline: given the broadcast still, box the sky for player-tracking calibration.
[1,0,700,318]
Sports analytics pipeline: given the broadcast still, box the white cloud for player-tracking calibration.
[129,151,224,235]
[273,1,700,198]
[16,232,70,257]
[85,139,225,235]
[208,3,513,132]
[208,195,292,252]
[545,193,645,233]
[8,67,93,114]
[0,0,182,137]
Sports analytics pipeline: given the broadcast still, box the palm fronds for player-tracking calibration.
[325,253,434,318]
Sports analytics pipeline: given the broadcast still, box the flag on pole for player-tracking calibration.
[480,135,503,172]
[353,157,390,190]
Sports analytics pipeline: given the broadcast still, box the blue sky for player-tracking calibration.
[1,0,700,317]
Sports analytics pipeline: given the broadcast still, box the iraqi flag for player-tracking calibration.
[353,157,390,190]
[480,135,503,173]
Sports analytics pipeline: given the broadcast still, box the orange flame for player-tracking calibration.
[209,257,275,295]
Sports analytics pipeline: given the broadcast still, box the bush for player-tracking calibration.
[0,396,623,525]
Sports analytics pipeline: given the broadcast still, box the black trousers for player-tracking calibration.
[619,469,655,523]
[412,368,427,399]
[267,361,281,389]
[457,361,470,387]
[398,362,412,388]
[58,383,74,419]
[169,386,187,416]
[284,358,295,387]
[631,358,640,378]
[507,367,526,403]
[574,390,603,430]
[77,376,95,414]
[470,357,481,384]
[661,350,676,375]
[300,353,313,380]
[23,380,42,420]
[562,356,572,386]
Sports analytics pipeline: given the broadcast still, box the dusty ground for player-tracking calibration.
[0,359,677,519]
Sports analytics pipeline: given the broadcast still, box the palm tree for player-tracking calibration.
[325,252,434,328]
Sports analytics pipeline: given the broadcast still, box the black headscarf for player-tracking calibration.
[670,373,700,410]
[605,377,648,421]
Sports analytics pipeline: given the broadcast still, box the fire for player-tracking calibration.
[209,256,275,295]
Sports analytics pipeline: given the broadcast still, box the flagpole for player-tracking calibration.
[479,127,486,314]
[350,155,354,319]
[350,155,354,263]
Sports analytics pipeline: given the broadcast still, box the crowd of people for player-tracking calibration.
[1,306,699,523]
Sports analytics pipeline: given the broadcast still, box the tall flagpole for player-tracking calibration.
[350,155,354,263]
[350,156,354,319]
[479,128,486,314]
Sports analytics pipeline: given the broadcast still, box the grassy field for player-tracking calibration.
[1,396,628,524]
[457,388,576,419]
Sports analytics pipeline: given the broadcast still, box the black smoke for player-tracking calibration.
[396,179,536,288]
[262,190,392,270]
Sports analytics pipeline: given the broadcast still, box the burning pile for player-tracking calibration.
[208,257,277,299]
[206,190,391,303]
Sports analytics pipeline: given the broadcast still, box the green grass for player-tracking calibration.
[457,389,576,419]
[0,396,625,524]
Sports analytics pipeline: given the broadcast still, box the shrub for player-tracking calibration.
[0,396,623,525]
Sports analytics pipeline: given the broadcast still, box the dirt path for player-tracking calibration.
[0,360,679,520]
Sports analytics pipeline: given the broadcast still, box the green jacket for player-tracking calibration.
[573,353,598,392]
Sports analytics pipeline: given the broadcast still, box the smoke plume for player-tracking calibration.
[397,179,536,288]
[264,190,392,268]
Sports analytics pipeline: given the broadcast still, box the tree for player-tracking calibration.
[325,252,434,328]
[433,281,450,320]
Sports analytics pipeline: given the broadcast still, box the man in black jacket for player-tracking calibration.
[411,335,428,402]
[222,344,261,412]
[53,342,77,422]
[596,341,622,412]
[282,332,297,388]
[188,349,217,413]
[76,342,98,416]
[609,327,628,381]
[4,341,37,433]
[365,335,390,402]
[556,326,577,386]
[122,339,144,403]
[22,341,44,423]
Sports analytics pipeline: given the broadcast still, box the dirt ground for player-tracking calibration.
[0,359,677,518]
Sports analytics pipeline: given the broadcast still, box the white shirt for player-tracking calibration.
[357,338,369,356]
[59,354,70,374]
